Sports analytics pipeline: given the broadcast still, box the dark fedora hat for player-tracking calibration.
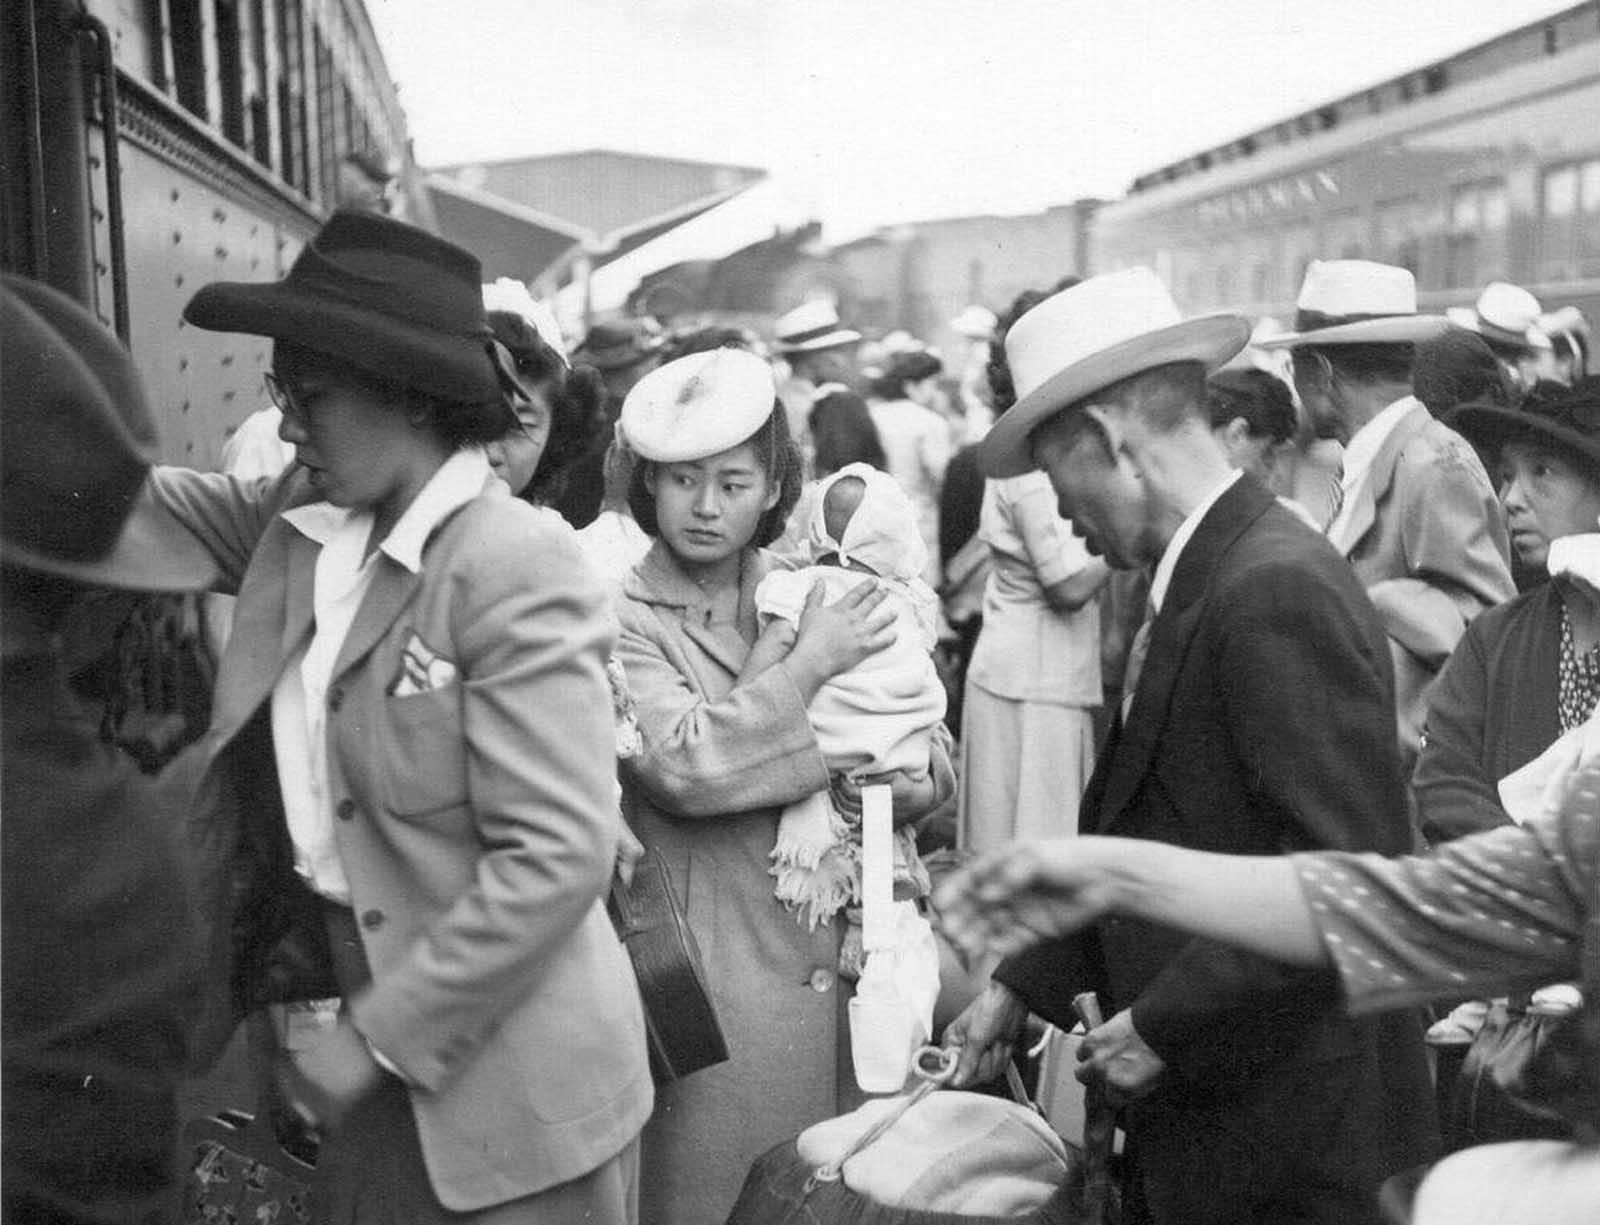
[184,209,503,403]
[1,274,219,591]
[574,319,663,371]
[1447,377,1600,473]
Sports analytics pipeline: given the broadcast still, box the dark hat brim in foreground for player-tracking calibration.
[981,315,1250,479]
[1446,400,1600,474]
[186,278,502,403]
[2,276,220,592]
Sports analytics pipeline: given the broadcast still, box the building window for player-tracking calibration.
[1446,180,1508,289]
[169,0,208,119]
[276,0,308,191]
[1540,159,1600,282]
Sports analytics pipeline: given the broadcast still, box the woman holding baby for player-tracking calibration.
[613,347,956,1225]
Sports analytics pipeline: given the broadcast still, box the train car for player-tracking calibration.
[1089,2,1600,333]
[3,0,428,470]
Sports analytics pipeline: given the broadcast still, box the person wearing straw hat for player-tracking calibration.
[612,347,955,1225]
[1532,305,1593,388]
[943,266,1437,1225]
[1,273,220,1224]
[1260,260,1515,766]
[139,209,652,1223]
[1446,281,1555,393]
[773,299,864,472]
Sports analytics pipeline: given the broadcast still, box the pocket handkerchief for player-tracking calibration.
[392,633,458,696]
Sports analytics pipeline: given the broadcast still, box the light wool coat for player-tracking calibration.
[616,541,954,1225]
[1330,399,1515,757]
[148,466,652,1212]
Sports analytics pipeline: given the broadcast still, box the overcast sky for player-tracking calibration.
[367,0,1575,301]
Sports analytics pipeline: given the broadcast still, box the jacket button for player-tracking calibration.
[808,968,834,993]
[361,909,385,930]
[328,687,344,712]
[336,799,356,821]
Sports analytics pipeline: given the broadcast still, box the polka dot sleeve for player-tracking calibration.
[1292,766,1600,1017]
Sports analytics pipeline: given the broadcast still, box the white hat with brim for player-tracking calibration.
[1445,281,1552,352]
[773,300,862,354]
[1256,259,1450,349]
[980,267,1249,479]
[619,347,777,463]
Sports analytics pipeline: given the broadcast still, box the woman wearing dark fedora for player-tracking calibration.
[611,347,955,1225]
[143,209,652,1223]
[1418,378,1600,847]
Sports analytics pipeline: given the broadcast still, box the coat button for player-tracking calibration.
[328,687,344,712]
[336,799,356,821]
[360,909,385,930]
[808,968,834,993]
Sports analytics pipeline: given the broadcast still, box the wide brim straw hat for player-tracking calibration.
[773,300,862,354]
[1447,377,1600,474]
[1,274,220,592]
[1257,259,1451,348]
[981,266,1249,478]
[619,347,778,462]
[1445,281,1551,353]
[184,208,505,403]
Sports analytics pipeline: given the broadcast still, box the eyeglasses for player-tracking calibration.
[262,371,304,421]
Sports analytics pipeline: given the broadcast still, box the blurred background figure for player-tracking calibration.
[555,317,665,529]
[948,304,998,440]
[1447,281,1553,398]
[2,274,218,1225]
[1415,327,1517,418]
[773,300,863,474]
[1533,306,1593,388]
[335,150,397,214]
[867,349,955,586]
[1204,367,1303,502]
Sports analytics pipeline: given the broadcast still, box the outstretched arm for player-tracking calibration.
[933,836,1327,969]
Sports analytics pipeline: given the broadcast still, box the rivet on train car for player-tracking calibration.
[215,247,228,260]
[214,208,227,222]
[221,354,234,366]
[179,357,189,371]
[173,231,182,244]
[174,274,185,287]
[223,390,236,402]
[171,189,181,202]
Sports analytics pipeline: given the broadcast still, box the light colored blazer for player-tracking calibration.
[148,466,652,1211]
[1328,400,1515,755]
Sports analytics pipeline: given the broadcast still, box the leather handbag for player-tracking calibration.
[608,844,730,1083]
[1447,994,1584,1150]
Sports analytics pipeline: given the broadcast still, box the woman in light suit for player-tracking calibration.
[613,348,956,1225]
[148,210,651,1224]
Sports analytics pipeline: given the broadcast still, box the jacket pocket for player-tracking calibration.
[381,686,468,818]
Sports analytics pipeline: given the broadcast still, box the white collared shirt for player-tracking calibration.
[1326,395,1420,543]
[1148,469,1243,615]
[270,447,490,903]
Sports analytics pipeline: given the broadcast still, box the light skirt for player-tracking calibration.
[957,682,1096,851]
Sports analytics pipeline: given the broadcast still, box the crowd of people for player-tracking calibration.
[3,199,1598,1225]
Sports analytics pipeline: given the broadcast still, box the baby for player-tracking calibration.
[749,463,947,961]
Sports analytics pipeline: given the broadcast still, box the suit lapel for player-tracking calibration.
[1329,401,1428,556]
[330,557,423,683]
[1092,476,1274,832]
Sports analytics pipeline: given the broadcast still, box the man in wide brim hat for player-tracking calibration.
[1257,259,1514,760]
[948,267,1440,1225]
[772,300,862,355]
[1,273,216,1224]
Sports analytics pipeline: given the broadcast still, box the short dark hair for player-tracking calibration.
[1027,362,1206,463]
[276,341,508,450]
[1414,329,1512,415]
[869,350,943,400]
[627,403,803,548]
[1205,368,1298,443]
[1298,342,1415,387]
[658,327,757,364]
[810,390,886,475]
[987,277,1081,416]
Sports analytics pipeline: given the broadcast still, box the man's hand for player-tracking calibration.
[944,980,1030,1088]
[615,822,646,888]
[1076,1007,1164,1105]
[277,1016,384,1132]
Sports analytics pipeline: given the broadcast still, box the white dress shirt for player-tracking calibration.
[271,446,490,903]
[1325,395,1420,544]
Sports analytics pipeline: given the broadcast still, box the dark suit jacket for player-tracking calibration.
[998,475,1427,1099]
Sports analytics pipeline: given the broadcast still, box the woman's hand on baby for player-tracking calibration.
[786,578,895,693]
[831,768,935,825]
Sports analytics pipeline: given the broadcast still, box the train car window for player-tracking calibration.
[276,0,309,192]
[314,29,337,203]
[1546,165,1580,219]
[216,1,245,147]
[169,0,208,119]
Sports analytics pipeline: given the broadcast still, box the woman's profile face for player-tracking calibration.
[488,381,553,495]
[647,441,779,571]
[1497,438,1600,570]
[272,349,439,513]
